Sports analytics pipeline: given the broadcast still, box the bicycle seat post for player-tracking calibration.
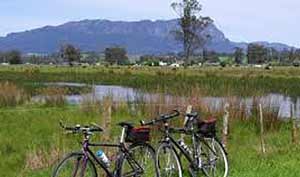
[163,120,171,139]
[120,126,127,144]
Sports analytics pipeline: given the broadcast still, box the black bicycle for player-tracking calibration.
[52,121,158,177]
[141,110,229,177]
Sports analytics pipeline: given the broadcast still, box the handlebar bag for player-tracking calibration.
[125,126,150,143]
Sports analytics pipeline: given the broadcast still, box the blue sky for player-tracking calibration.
[0,0,299,47]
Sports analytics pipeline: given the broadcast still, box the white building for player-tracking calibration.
[159,61,168,66]
[170,63,180,68]
[1,63,9,66]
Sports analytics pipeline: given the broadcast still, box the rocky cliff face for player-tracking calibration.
[0,19,292,54]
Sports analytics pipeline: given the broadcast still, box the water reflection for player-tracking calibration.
[36,83,300,119]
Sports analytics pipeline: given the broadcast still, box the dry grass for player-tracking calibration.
[38,87,67,106]
[25,148,60,170]
[79,94,101,114]
[0,81,28,107]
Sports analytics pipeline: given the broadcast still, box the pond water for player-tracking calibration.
[35,82,300,119]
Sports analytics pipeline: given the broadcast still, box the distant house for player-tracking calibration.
[204,62,220,67]
[170,63,180,68]
[1,63,9,66]
[253,64,263,68]
[26,53,48,57]
[80,63,90,67]
[159,61,168,66]
[61,61,81,66]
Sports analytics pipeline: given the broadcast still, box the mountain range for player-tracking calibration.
[0,19,294,54]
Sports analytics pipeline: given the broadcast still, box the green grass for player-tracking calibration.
[1,65,300,176]
[0,105,134,177]
[228,121,300,176]
[1,104,300,177]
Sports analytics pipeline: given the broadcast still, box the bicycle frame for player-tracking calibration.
[161,121,218,171]
[77,131,144,177]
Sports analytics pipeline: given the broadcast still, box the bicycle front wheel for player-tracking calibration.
[52,152,97,177]
[198,138,229,177]
[119,142,157,177]
[156,142,183,177]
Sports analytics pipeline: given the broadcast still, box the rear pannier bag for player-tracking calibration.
[198,118,217,138]
[125,126,150,143]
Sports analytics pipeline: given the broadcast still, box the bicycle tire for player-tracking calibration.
[52,152,97,177]
[198,138,229,177]
[118,142,158,177]
[156,142,183,177]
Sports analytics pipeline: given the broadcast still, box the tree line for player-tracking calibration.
[0,44,129,66]
[234,44,300,65]
[0,50,22,64]
[1,43,299,66]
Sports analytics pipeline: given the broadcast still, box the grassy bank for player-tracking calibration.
[1,103,299,177]
[0,65,300,96]
[1,65,300,176]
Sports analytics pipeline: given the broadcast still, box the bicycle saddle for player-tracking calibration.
[118,122,134,129]
[186,112,198,118]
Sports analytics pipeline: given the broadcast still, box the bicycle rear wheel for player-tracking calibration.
[156,142,182,177]
[52,152,97,177]
[198,138,229,177]
[119,142,157,177]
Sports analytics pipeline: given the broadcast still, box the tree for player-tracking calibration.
[60,44,80,66]
[280,49,291,64]
[6,50,22,64]
[27,55,43,64]
[288,48,297,63]
[295,49,300,60]
[269,47,280,62]
[247,43,267,64]
[105,47,129,65]
[0,51,4,63]
[203,50,219,63]
[171,0,212,67]
[82,52,100,64]
[234,47,244,64]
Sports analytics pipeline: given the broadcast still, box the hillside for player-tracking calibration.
[0,19,293,54]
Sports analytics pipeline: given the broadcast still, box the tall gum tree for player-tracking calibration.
[171,0,212,67]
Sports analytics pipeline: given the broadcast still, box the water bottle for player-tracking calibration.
[178,140,192,155]
[96,149,110,167]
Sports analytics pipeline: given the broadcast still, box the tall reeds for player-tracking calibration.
[38,87,67,106]
[0,81,28,107]
[1,66,300,97]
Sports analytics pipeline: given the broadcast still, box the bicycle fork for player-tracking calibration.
[71,145,89,177]
[78,140,90,177]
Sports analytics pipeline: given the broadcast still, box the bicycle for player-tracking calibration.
[140,110,229,177]
[52,121,158,177]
